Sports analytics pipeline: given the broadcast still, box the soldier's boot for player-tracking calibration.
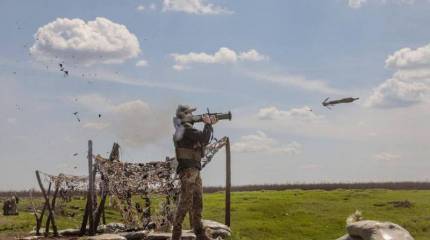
[194,227,211,240]
[171,225,182,240]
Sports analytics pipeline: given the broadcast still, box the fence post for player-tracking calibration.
[225,137,231,227]
[87,140,95,235]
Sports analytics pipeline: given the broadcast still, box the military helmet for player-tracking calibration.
[176,104,197,119]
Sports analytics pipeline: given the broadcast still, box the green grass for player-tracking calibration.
[1,189,430,239]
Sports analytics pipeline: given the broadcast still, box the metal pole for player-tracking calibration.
[225,137,231,226]
[87,140,95,235]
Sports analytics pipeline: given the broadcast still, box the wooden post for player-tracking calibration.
[87,140,95,236]
[102,204,106,225]
[45,185,59,236]
[94,189,108,228]
[35,170,58,237]
[35,182,51,235]
[109,142,120,161]
[80,197,90,235]
[225,137,231,227]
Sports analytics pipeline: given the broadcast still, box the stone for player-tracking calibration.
[147,232,195,240]
[80,233,126,240]
[98,222,126,233]
[346,220,414,240]
[29,228,51,235]
[17,236,43,240]
[59,228,81,236]
[336,234,362,240]
[202,219,231,239]
[118,230,148,240]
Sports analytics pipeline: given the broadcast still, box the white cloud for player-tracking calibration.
[171,47,267,70]
[348,0,367,8]
[30,17,141,65]
[347,0,416,8]
[75,93,113,112]
[136,59,148,67]
[55,66,208,92]
[373,152,401,161]
[82,122,109,130]
[366,77,430,108]
[76,95,171,147]
[7,118,17,125]
[162,0,232,15]
[299,164,321,170]
[248,72,343,95]
[137,5,145,11]
[385,44,430,69]
[238,49,268,61]
[232,131,301,155]
[367,42,430,108]
[257,106,323,122]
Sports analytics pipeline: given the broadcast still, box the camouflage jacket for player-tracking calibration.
[175,124,212,173]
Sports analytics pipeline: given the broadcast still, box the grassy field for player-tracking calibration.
[1,189,430,239]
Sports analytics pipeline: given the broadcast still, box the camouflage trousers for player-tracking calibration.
[171,168,207,240]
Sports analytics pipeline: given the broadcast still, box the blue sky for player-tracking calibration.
[2,0,430,190]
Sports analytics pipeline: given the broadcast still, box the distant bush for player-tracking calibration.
[203,181,430,193]
[2,182,430,196]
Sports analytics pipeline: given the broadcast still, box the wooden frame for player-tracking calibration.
[35,170,59,237]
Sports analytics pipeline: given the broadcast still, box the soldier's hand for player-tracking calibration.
[202,114,212,124]
[209,115,218,125]
[202,114,217,125]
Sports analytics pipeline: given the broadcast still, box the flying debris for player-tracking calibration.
[73,153,78,156]
[59,63,69,77]
[73,112,81,122]
[98,114,102,118]
[322,97,359,109]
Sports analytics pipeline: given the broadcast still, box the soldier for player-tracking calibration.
[2,195,18,216]
[171,105,217,240]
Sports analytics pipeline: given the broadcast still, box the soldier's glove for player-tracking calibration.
[209,115,218,125]
[203,114,218,125]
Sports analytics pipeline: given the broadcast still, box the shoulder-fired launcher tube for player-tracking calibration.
[184,111,232,123]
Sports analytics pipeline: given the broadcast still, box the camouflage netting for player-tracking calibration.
[38,171,96,191]
[35,137,228,231]
[95,155,179,230]
[94,136,228,230]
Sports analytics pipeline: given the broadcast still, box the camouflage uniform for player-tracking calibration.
[2,196,18,216]
[172,106,212,240]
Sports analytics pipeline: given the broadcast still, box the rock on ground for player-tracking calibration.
[17,236,43,240]
[338,220,414,240]
[98,223,126,233]
[59,228,81,236]
[336,234,363,240]
[147,232,195,240]
[202,219,231,239]
[118,230,148,240]
[79,233,126,240]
